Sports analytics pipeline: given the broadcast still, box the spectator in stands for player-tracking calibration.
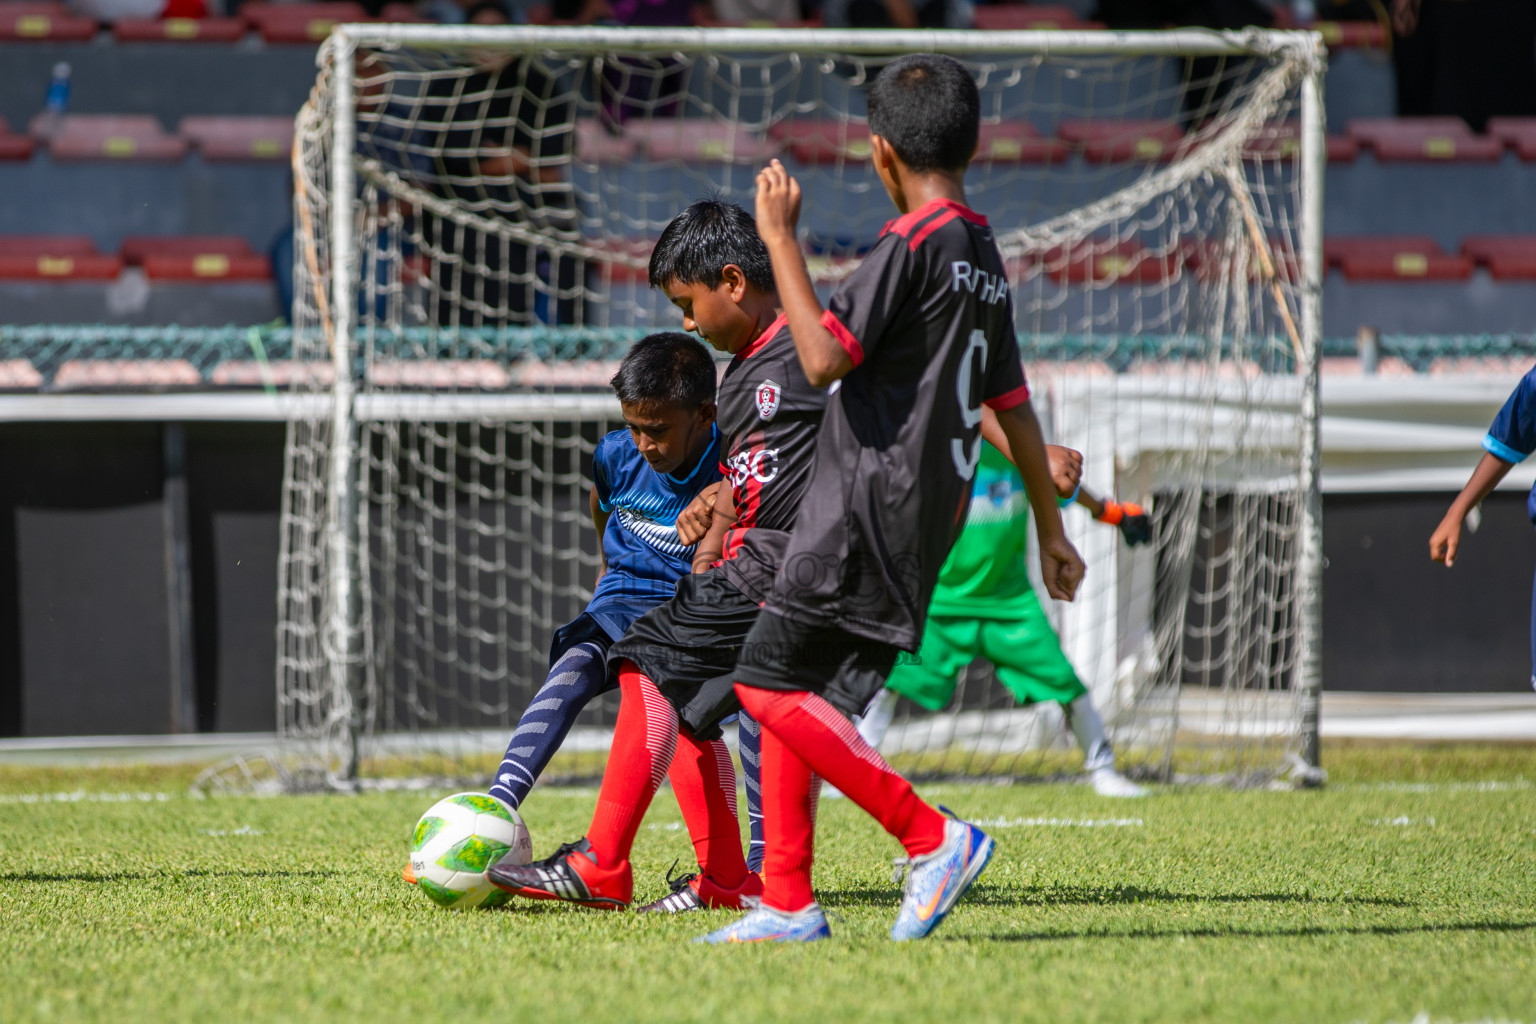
[820,0,968,29]
[1392,0,1536,133]
[708,0,801,23]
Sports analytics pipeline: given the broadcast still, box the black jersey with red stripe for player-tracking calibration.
[714,313,829,604]
[762,197,1030,650]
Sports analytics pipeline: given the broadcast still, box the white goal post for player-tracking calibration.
[279,24,1326,789]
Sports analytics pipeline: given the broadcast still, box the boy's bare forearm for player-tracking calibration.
[691,501,737,572]
[762,232,851,386]
[992,403,1068,540]
[1449,453,1514,516]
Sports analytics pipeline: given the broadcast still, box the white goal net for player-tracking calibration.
[279,25,1326,790]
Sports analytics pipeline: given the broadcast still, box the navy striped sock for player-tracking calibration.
[489,641,610,809]
[737,710,765,873]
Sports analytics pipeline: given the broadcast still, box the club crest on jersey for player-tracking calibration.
[755,379,782,421]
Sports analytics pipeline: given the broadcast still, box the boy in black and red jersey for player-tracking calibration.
[488,198,824,914]
[698,54,1088,944]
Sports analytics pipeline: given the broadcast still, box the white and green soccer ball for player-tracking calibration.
[410,792,532,910]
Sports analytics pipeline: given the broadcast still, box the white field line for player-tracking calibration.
[1345,1014,1531,1024]
[0,790,177,804]
[1338,780,1533,793]
[198,826,266,836]
[1368,816,1436,826]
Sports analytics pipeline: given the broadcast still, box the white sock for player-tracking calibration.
[854,688,898,750]
[1065,694,1115,773]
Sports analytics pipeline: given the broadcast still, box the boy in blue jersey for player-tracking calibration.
[1430,364,1536,690]
[403,331,729,884]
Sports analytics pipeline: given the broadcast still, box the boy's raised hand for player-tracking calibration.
[754,159,802,243]
[1040,534,1086,602]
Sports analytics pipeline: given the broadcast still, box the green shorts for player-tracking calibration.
[885,590,1085,711]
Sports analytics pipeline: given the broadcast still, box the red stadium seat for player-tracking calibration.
[38,115,187,162]
[1312,20,1388,49]
[1326,236,1471,281]
[0,118,35,161]
[1057,120,1186,163]
[1486,117,1536,161]
[120,236,272,281]
[53,360,202,391]
[0,2,95,42]
[589,238,655,285]
[366,360,513,390]
[0,360,45,391]
[376,2,424,20]
[112,17,246,42]
[179,116,293,161]
[0,236,121,280]
[575,119,638,164]
[768,120,871,164]
[1041,240,1183,285]
[1461,235,1536,280]
[1242,124,1360,163]
[970,4,1101,29]
[209,361,337,388]
[630,119,777,163]
[241,1,366,43]
[1346,117,1502,162]
[975,121,1069,164]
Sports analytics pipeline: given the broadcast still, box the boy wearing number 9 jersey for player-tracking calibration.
[704,53,1087,944]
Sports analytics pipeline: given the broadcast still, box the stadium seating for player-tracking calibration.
[970,5,1101,30]
[1041,240,1183,285]
[209,361,336,387]
[0,2,94,42]
[37,114,188,161]
[240,2,368,43]
[0,360,45,390]
[0,235,122,280]
[1326,236,1473,281]
[52,359,203,391]
[768,120,872,164]
[1347,117,1504,163]
[1056,120,1186,163]
[366,360,514,389]
[0,117,35,161]
[1311,20,1389,49]
[120,235,272,281]
[1461,235,1536,280]
[112,17,247,43]
[179,116,293,161]
[976,121,1069,164]
[1486,117,1536,161]
[629,119,777,163]
[1242,124,1360,163]
[575,119,638,164]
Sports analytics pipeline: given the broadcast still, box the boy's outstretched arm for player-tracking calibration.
[980,407,1081,497]
[1431,453,1514,567]
[754,159,853,387]
[991,402,1086,601]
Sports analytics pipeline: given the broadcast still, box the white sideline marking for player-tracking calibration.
[198,826,265,836]
[1346,1014,1531,1024]
[1369,816,1435,826]
[974,816,1143,828]
[1340,780,1532,793]
[0,790,175,804]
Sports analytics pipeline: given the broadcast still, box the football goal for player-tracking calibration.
[276,24,1326,790]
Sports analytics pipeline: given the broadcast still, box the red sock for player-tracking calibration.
[756,721,820,912]
[667,731,748,889]
[736,685,946,860]
[587,660,678,870]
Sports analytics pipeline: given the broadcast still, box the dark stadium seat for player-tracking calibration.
[0,117,35,161]
[38,115,188,162]
[52,360,203,391]
[768,120,870,164]
[1042,240,1183,285]
[1056,120,1186,163]
[630,119,777,163]
[0,2,95,42]
[575,119,638,164]
[1461,235,1536,280]
[179,116,293,161]
[0,360,45,391]
[1326,236,1472,281]
[975,122,1069,164]
[1346,117,1503,162]
[241,2,367,43]
[112,17,246,43]
[970,5,1101,30]
[120,236,272,281]
[1312,21,1388,50]
[1486,117,1536,161]
[0,236,121,280]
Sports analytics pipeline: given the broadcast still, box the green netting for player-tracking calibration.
[1,325,1532,387]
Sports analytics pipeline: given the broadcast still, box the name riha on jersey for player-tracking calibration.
[951,261,1009,305]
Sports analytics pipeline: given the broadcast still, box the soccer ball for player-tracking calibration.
[410,792,532,910]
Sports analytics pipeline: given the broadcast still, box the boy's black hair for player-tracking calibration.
[866,53,980,174]
[648,197,776,294]
[610,331,717,410]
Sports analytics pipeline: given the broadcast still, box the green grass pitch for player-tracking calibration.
[1,744,1533,1024]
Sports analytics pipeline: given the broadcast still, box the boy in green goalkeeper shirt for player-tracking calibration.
[858,437,1151,798]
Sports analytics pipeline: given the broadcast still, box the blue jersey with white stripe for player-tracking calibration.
[1483,365,1536,523]
[585,426,722,641]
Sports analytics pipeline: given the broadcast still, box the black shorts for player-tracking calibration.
[733,608,901,719]
[607,571,762,740]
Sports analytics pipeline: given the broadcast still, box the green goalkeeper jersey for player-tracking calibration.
[928,441,1036,619]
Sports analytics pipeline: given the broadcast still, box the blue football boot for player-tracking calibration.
[695,902,831,944]
[889,813,994,941]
